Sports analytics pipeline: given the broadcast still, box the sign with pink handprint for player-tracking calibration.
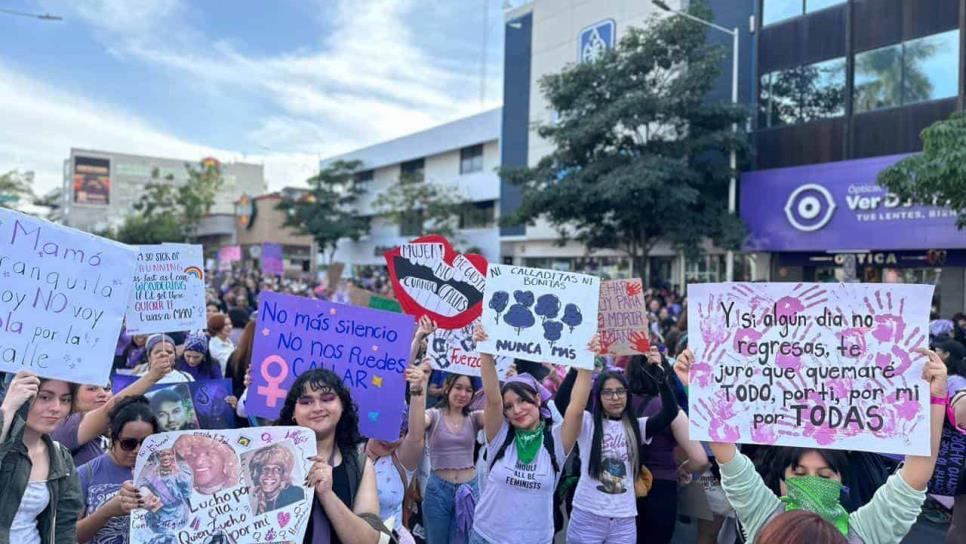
[687,282,934,456]
[598,279,650,356]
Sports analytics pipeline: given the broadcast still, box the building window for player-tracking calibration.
[460,145,484,174]
[354,169,373,183]
[759,57,846,127]
[399,210,423,237]
[854,30,959,113]
[459,201,495,229]
[762,0,845,26]
[400,159,425,183]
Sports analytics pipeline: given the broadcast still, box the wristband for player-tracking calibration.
[930,395,948,406]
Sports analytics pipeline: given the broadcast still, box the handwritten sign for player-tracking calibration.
[131,427,315,544]
[125,244,206,334]
[598,279,650,355]
[113,376,237,430]
[687,283,933,455]
[385,235,487,329]
[249,292,415,440]
[426,319,512,378]
[261,243,284,276]
[478,265,600,369]
[0,209,136,385]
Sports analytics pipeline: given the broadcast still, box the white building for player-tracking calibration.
[323,108,502,270]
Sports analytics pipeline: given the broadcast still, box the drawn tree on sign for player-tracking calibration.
[535,294,562,323]
[562,303,584,333]
[504,291,536,335]
[489,291,510,324]
[543,321,564,348]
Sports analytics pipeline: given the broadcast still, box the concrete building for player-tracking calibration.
[322,108,502,273]
[232,191,318,276]
[61,148,267,247]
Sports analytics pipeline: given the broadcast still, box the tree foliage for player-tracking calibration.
[373,173,468,241]
[0,170,36,209]
[501,3,749,275]
[878,112,966,228]
[276,160,371,263]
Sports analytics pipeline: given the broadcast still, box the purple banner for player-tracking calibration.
[261,243,284,276]
[249,291,416,440]
[741,154,965,251]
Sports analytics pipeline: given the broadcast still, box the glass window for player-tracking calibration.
[854,43,902,112]
[799,57,846,121]
[459,144,484,174]
[354,169,373,183]
[805,0,845,13]
[903,30,960,105]
[459,201,495,229]
[400,159,424,183]
[399,210,423,237]
[762,0,802,26]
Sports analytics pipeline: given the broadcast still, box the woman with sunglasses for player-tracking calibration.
[51,334,173,467]
[76,396,159,544]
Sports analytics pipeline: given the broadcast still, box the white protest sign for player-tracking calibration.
[426,319,513,378]
[0,208,136,385]
[132,427,316,544]
[126,244,206,334]
[687,282,933,456]
[478,265,600,369]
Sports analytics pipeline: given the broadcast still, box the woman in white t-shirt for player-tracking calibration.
[565,367,681,543]
[470,325,595,544]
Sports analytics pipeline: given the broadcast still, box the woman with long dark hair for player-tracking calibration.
[470,325,595,544]
[76,396,159,544]
[276,368,381,544]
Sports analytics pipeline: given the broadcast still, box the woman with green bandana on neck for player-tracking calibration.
[678,347,949,544]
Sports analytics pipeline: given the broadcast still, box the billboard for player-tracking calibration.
[73,156,111,205]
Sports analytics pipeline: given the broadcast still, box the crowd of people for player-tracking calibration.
[0,265,963,544]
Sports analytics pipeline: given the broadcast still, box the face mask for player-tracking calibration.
[779,475,849,536]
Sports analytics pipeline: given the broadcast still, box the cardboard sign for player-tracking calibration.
[348,285,402,313]
[687,283,933,455]
[131,427,315,544]
[478,265,600,369]
[125,244,206,334]
[384,235,487,329]
[219,245,241,263]
[248,292,416,440]
[261,243,284,276]
[426,319,512,378]
[598,279,650,355]
[113,376,237,430]
[0,209,136,384]
[327,262,346,289]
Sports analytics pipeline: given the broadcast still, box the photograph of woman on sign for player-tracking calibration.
[173,434,241,495]
[137,449,193,534]
[242,442,306,516]
[148,385,200,432]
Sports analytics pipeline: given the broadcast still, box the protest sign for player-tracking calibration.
[598,279,650,355]
[261,243,284,276]
[426,319,512,378]
[113,376,237,430]
[125,244,206,334]
[249,291,416,440]
[385,235,487,329]
[687,282,933,455]
[478,265,600,369]
[131,427,315,544]
[218,245,241,267]
[0,209,136,384]
[928,418,965,496]
[327,262,345,288]
[348,285,402,313]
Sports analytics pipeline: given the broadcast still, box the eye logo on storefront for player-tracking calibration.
[784,183,836,232]
[579,20,615,63]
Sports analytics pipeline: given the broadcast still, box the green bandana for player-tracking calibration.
[514,423,545,465]
[780,475,849,537]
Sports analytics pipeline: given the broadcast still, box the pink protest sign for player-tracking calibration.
[218,245,241,263]
[687,282,934,455]
[248,292,416,441]
[597,279,650,355]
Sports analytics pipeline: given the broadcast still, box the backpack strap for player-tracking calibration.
[543,424,559,474]
[343,446,367,508]
[389,452,409,490]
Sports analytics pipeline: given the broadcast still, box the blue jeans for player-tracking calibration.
[423,472,479,544]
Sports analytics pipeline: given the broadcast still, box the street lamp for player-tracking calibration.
[0,7,62,21]
[652,0,740,282]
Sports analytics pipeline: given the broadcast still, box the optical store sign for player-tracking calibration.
[741,154,964,251]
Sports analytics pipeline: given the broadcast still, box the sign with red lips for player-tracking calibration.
[384,235,488,329]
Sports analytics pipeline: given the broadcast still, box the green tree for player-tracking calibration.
[502,3,748,277]
[878,112,966,227]
[0,170,35,208]
[276,160,371,263]
[373,172,468,241]
[111,213,184,245]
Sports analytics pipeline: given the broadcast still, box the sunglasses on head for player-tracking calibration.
[117,437,146,451]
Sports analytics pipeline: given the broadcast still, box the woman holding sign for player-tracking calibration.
[276,368,384,544]
[678,348,950,544]
[0,371,83,544]
[471,324,595,544]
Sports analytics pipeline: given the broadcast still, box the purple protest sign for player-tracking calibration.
[249,291,416,440]
[261,243,284,276]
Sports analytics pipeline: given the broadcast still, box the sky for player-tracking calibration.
[0,0,506,195]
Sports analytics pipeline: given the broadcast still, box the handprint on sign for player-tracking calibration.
[695,392,743,442]
[733,326,766,356]
[698,294,732,355]
[775,323,819,372]
[869,324,925,374]
[598,330,617,355]
[864,291,907,343]
[625,281,643,297]
[628,330,650,353]
[775,284,830,319]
